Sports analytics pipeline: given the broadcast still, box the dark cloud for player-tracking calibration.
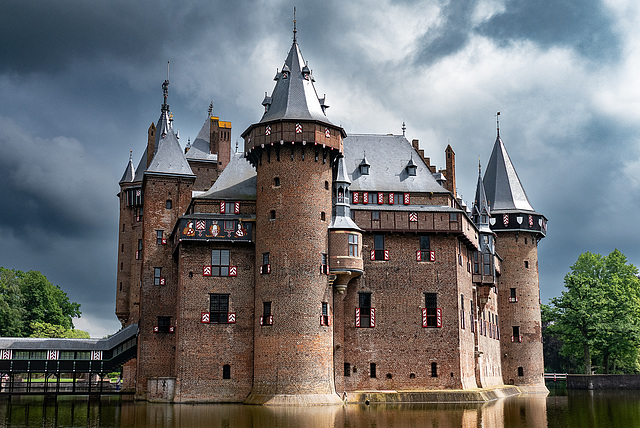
[1,1,639,336]
[413,1,476,65]
[0,117,113,245]
[478,0,621,62]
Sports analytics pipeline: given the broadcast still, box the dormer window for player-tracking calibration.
[406,156,418,176]
[359,155,370,175]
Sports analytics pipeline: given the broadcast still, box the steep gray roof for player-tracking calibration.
[186,116,218,162]
[119,154,135,184]
[259,40,332,125]
[133,148,147,182]
[198,153,256,200]
[473,167,490,217]
[483,133,534,212]
[146,128,195,177]
[343,134,448,193]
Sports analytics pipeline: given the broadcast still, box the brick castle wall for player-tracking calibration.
[250,143,336,398]
[497,231,545,387]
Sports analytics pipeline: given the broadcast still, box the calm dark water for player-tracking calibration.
[2,387,640,427]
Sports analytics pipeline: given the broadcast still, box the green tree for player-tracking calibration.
[0,267,25,336]
[0,267,82,337]
[546,250,640,374]
[18,270,81,334]
[29,321,90,339]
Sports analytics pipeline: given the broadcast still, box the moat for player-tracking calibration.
[2,385,638,427]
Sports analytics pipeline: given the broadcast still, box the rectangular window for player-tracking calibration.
[425,293,437,327]
[358,292,372,328]
[321,253,329,274]
[154,267,163,286]
[261,301,273,326]
[449,213,458,221]
[223,364,231,379]
[157,316,171,333]
[156,230,164,245]
[419,236,430,261]
[371,211,380,221]
[261,252,271,274]
[470,299,475,333]
[509,288,518,303]
[209,294,230,324]
[473,252,480,274]
[211,249,230,276]
[321,302,329,326]
[348,234,359,257]
[483,253,492,275]
[225,202,234,214]
[512,326,521,342]
[370,363,377,378]
[373,234,385,260]
[431,362,438,377]
[460,294,465,330]
[344,363,351,377]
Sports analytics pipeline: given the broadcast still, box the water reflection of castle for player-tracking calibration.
[116,24,547,403]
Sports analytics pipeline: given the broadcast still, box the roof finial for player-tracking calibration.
[293,7,297,43]
[235,140,239,153]
[208,101,213,117]
[478,157,481,173]
[496,111,500,137]
[402,120,406,137]
[162,61,170,113]
[129,150,133,161]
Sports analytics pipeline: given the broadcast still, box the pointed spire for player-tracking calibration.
[483,126,535,212]
[162,61,170,113]
[258,24,334,125]
[119,150,136,184]
[293,7,297,43]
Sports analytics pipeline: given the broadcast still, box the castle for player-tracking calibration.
[115,27,547,404]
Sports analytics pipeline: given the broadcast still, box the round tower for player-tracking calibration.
[242,28,346,404]
[483,122,548,392]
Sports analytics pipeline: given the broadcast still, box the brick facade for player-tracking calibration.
[115,37,545,403]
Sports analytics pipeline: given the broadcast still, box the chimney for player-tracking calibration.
[445,145,456,195]
[146,123,156,169]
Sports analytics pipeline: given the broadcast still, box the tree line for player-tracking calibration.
[543,249,640,374]
[0,267,88,338]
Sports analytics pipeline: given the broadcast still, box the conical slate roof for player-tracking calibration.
[119,153,135,184]
[473,166,490,218]
[259,39,332,125]
[146,128,195,177]
[483,133,534,212]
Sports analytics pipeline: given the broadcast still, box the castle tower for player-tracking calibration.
[135,80,196,398]
[482,121,547,392]
[242,26,346,404]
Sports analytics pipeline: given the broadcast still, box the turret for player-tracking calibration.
[329,156,363,294]
[242,23,345,405]
[482,115,547,392]
[472,162,498,286]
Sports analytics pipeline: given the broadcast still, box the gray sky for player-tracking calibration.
[2,0,639,337]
